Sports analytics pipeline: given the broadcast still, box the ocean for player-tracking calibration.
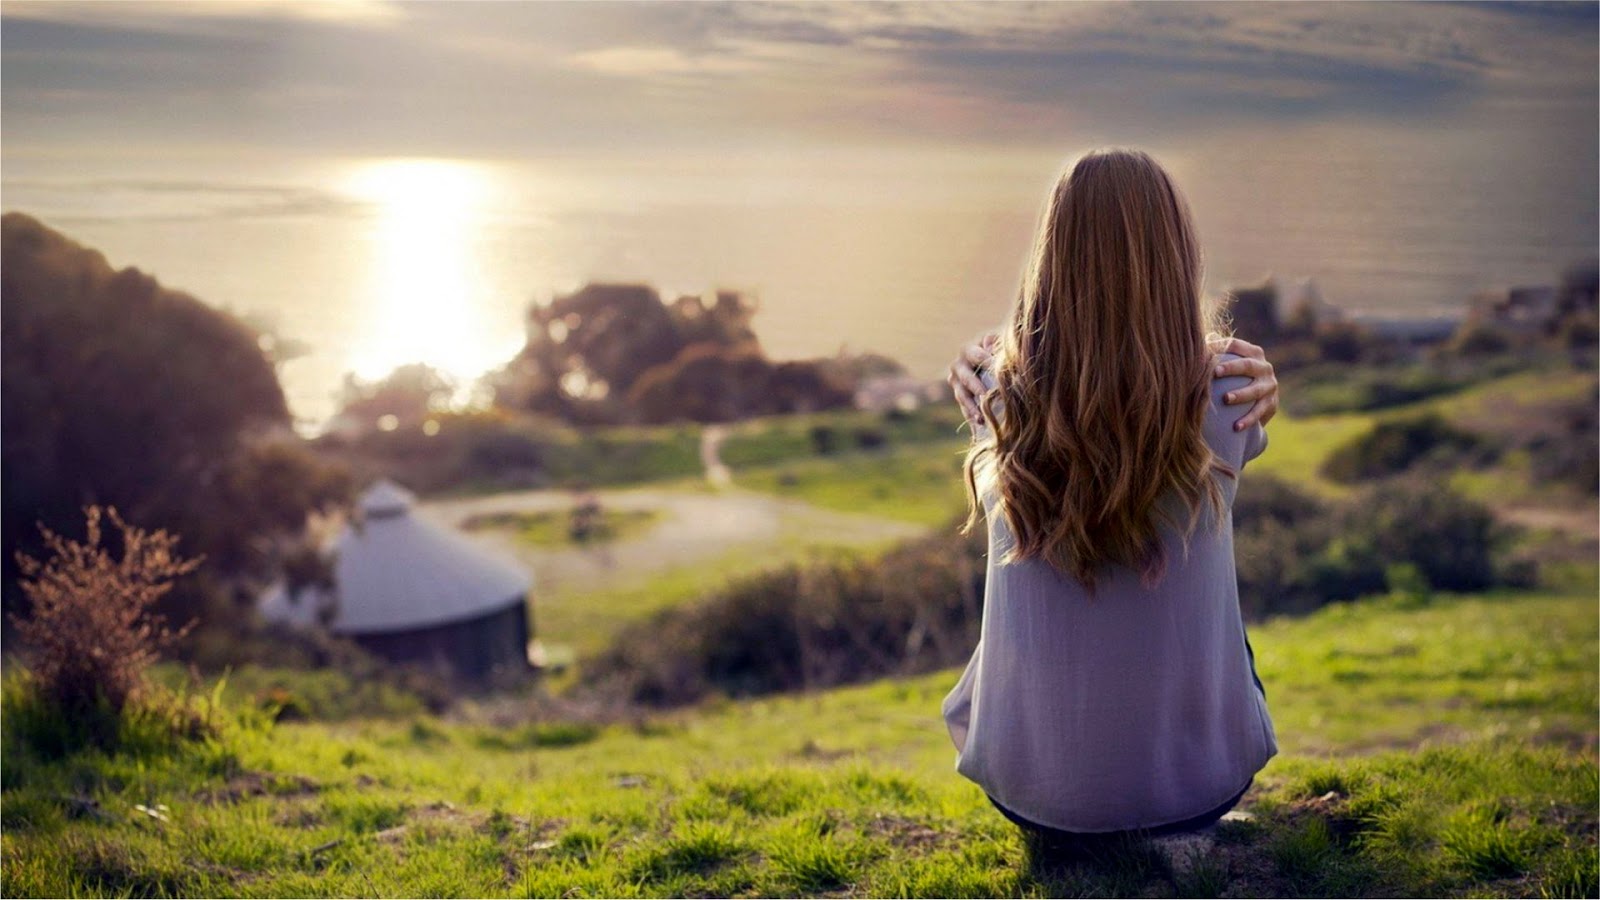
[4,126,1595,431]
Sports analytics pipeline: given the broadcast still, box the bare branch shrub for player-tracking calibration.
[10,505,203,720]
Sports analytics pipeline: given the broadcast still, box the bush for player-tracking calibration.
[1321,414,1489,483]
[1233,474,1506,613]
[1340,476,1502,592]
[585,524,986,706]
[8,506,203,752]
[593,474,1519,708]
[1281,363,1495,416]
[1451,322,1515,356]
[852,427,887,450]
[1526,386,1599,493]
[809,425,839,456]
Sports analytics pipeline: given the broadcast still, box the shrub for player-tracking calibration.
[852,427,887,450]
[809,425,839,455]
[1338,476,1502,592]
[11,506,202,714]
[594,474,1517,707]
[585,524,985,706]
[1526,386,1599,493]
[1233,474,1505,611]
[1321,414,1488,483]
[8,505,203,751]
[1451,323,1514,356]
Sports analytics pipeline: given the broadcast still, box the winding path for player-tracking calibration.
[419,484,927,601]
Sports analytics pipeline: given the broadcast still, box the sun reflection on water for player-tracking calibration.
[340,158,518,396]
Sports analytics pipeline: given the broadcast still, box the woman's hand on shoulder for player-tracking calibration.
[948,330,999,427]
[1212,337,1279,431]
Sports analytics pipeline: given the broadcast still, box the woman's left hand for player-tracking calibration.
[1212,337,1279,430]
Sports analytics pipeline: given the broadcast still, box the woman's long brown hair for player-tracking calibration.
[963,148,1232,592]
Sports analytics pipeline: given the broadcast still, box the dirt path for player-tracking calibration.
[419,484,928,606]
[1498,504,1599,540]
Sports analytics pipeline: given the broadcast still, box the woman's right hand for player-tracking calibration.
[947,331,999,426]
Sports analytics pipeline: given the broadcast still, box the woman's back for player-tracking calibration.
[942,352,1276,833]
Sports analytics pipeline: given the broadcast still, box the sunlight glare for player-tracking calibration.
[341,158,516,402]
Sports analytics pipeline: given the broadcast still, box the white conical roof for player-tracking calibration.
[259,479,531,634]
[360,479,416,517]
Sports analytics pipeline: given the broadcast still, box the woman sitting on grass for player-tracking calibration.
[942,148,1278,856]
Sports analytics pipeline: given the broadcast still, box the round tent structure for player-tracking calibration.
[260,479,534,683]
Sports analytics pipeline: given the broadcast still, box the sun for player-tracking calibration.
[339,157,505,394]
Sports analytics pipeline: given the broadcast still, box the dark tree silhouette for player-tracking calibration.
[337,362,456,430]
[1,212,352,640]
[489,282,855,425]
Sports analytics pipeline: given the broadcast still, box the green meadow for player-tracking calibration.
[3,581,1595,897]
[729,365,1600,520]
[3,366,1596,898]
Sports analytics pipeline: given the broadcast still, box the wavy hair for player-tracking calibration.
[963,148,1232,592]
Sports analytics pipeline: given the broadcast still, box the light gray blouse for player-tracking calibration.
[942,353,1276,833]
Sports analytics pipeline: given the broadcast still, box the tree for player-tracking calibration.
[491,282,855,425]
[1,212,352,639]
[337,363,456,430]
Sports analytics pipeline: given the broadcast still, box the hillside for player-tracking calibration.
[3,578,1595,897]
[492,363,1597,669]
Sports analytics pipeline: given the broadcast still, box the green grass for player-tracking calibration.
[720,366,1596,513]
[1244,411,1377,497]
[732,440,972,526]
[725,407,1376,517]
[4,580,1595,898]
[461,508,662,548]
[717,404,968,469]
[1252,588,1598,755]
[535,537,908,667]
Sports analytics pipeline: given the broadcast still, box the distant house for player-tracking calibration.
[1469,285,1560,335]
[1356,316,1460,349]
[259,479,534,683]
[854,375,946,413]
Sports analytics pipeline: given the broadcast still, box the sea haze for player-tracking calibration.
[3,125,1595,430]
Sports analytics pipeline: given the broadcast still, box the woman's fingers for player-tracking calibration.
[1218,336,1267,360]
[1236,392,1279,430]
[1221,379,1274,405]
[949,340,996,425]
[948,367,982,423]
[1213,355,1271,380]
[1212,340,1279,430]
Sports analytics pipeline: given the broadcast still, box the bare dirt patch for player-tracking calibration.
[196,771,321,805]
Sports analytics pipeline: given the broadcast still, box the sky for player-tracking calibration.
[3,0,1597,165]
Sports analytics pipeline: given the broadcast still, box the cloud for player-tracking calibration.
[568,45,761,78]
[0,0,1592,158]
[0,0,404,36]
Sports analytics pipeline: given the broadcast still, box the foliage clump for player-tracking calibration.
[585,523,985,706]
[1233,474,1508,615]
[1321,413,1488,483]
[2,212,353,656]
[8,505,201,751]
[593,471,1528,707]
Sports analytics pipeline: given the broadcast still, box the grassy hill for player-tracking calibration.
[5,363,1595,897]
[729,365,1599,520]
[4,578,1595,898]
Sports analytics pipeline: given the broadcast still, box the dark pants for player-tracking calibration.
[988,777,1252,849]
[990,627,1265,850]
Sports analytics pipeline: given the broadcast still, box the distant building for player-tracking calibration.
[1281,277,1343,325]
[259,479,534,683]
[855,375,945,413]
[1469,285,1560,336]
[1356,316,1460,348]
